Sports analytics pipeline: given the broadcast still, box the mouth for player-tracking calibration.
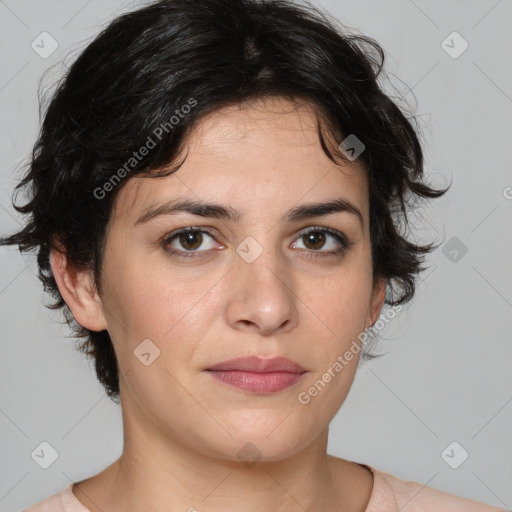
[205,356,308,394]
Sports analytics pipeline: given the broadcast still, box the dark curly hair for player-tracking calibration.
[0,0,448,402]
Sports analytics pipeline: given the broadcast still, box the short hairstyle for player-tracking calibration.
[0,0,448,401]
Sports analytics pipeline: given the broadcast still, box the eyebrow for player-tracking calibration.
[134,197,364,228]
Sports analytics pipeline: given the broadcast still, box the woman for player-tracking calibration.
[2,0,504,510]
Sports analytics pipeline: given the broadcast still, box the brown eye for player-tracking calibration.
[302,231,327,250]
[292,227,352,257]
[178,231,203,251]
[163,227,218,257]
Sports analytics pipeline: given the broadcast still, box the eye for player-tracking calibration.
[162,226,352,261]
[291,227,352,257]
[163,227,220,260]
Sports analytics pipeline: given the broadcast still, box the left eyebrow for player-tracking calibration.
[134,197,364,228]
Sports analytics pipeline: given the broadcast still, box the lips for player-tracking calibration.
[206,356,307,393]
[206,356,306,373]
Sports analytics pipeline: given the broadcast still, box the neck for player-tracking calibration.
[72,392,365,512]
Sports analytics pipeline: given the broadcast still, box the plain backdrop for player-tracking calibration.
[0,0,511,510]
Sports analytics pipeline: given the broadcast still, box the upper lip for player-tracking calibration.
[206,356,306,373]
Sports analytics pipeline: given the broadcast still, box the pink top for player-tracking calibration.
[24,463,506,511]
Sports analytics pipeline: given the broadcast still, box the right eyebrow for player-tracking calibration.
[134,198,241,225]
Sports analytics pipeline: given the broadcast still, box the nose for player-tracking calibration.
[224,245,299,336]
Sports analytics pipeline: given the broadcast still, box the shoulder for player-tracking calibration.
[362,463,506,512]
[23,483,90,512]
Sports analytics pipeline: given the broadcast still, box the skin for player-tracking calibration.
[51,96,387,512]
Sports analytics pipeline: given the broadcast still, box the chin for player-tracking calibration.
[199,413,317,464]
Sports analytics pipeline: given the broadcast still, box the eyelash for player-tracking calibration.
[162,226,353,261]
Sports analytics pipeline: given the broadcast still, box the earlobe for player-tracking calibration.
[50,245,108,332]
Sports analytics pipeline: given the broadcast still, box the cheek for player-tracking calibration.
[293,266,373,407]
[293,284,370,423]
[303,266,373,339]
[103,251,207,334]
[100,253,223,382]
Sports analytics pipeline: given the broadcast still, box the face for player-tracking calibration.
[88,97,385,462]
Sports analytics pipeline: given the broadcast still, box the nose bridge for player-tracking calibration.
[236,234,290,300]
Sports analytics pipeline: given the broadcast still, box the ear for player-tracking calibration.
[50,242,108,332]
[366,276,387,328]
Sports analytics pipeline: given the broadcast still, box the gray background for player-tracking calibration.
[0,0,511,510]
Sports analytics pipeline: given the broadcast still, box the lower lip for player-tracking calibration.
[207,370,305,393]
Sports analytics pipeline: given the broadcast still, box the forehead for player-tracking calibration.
[112,97,368,225]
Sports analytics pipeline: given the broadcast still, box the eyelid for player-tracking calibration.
[293,226,353,250]
[296,225,349,240]
[162,225,352,259]
[162,226,222,248]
